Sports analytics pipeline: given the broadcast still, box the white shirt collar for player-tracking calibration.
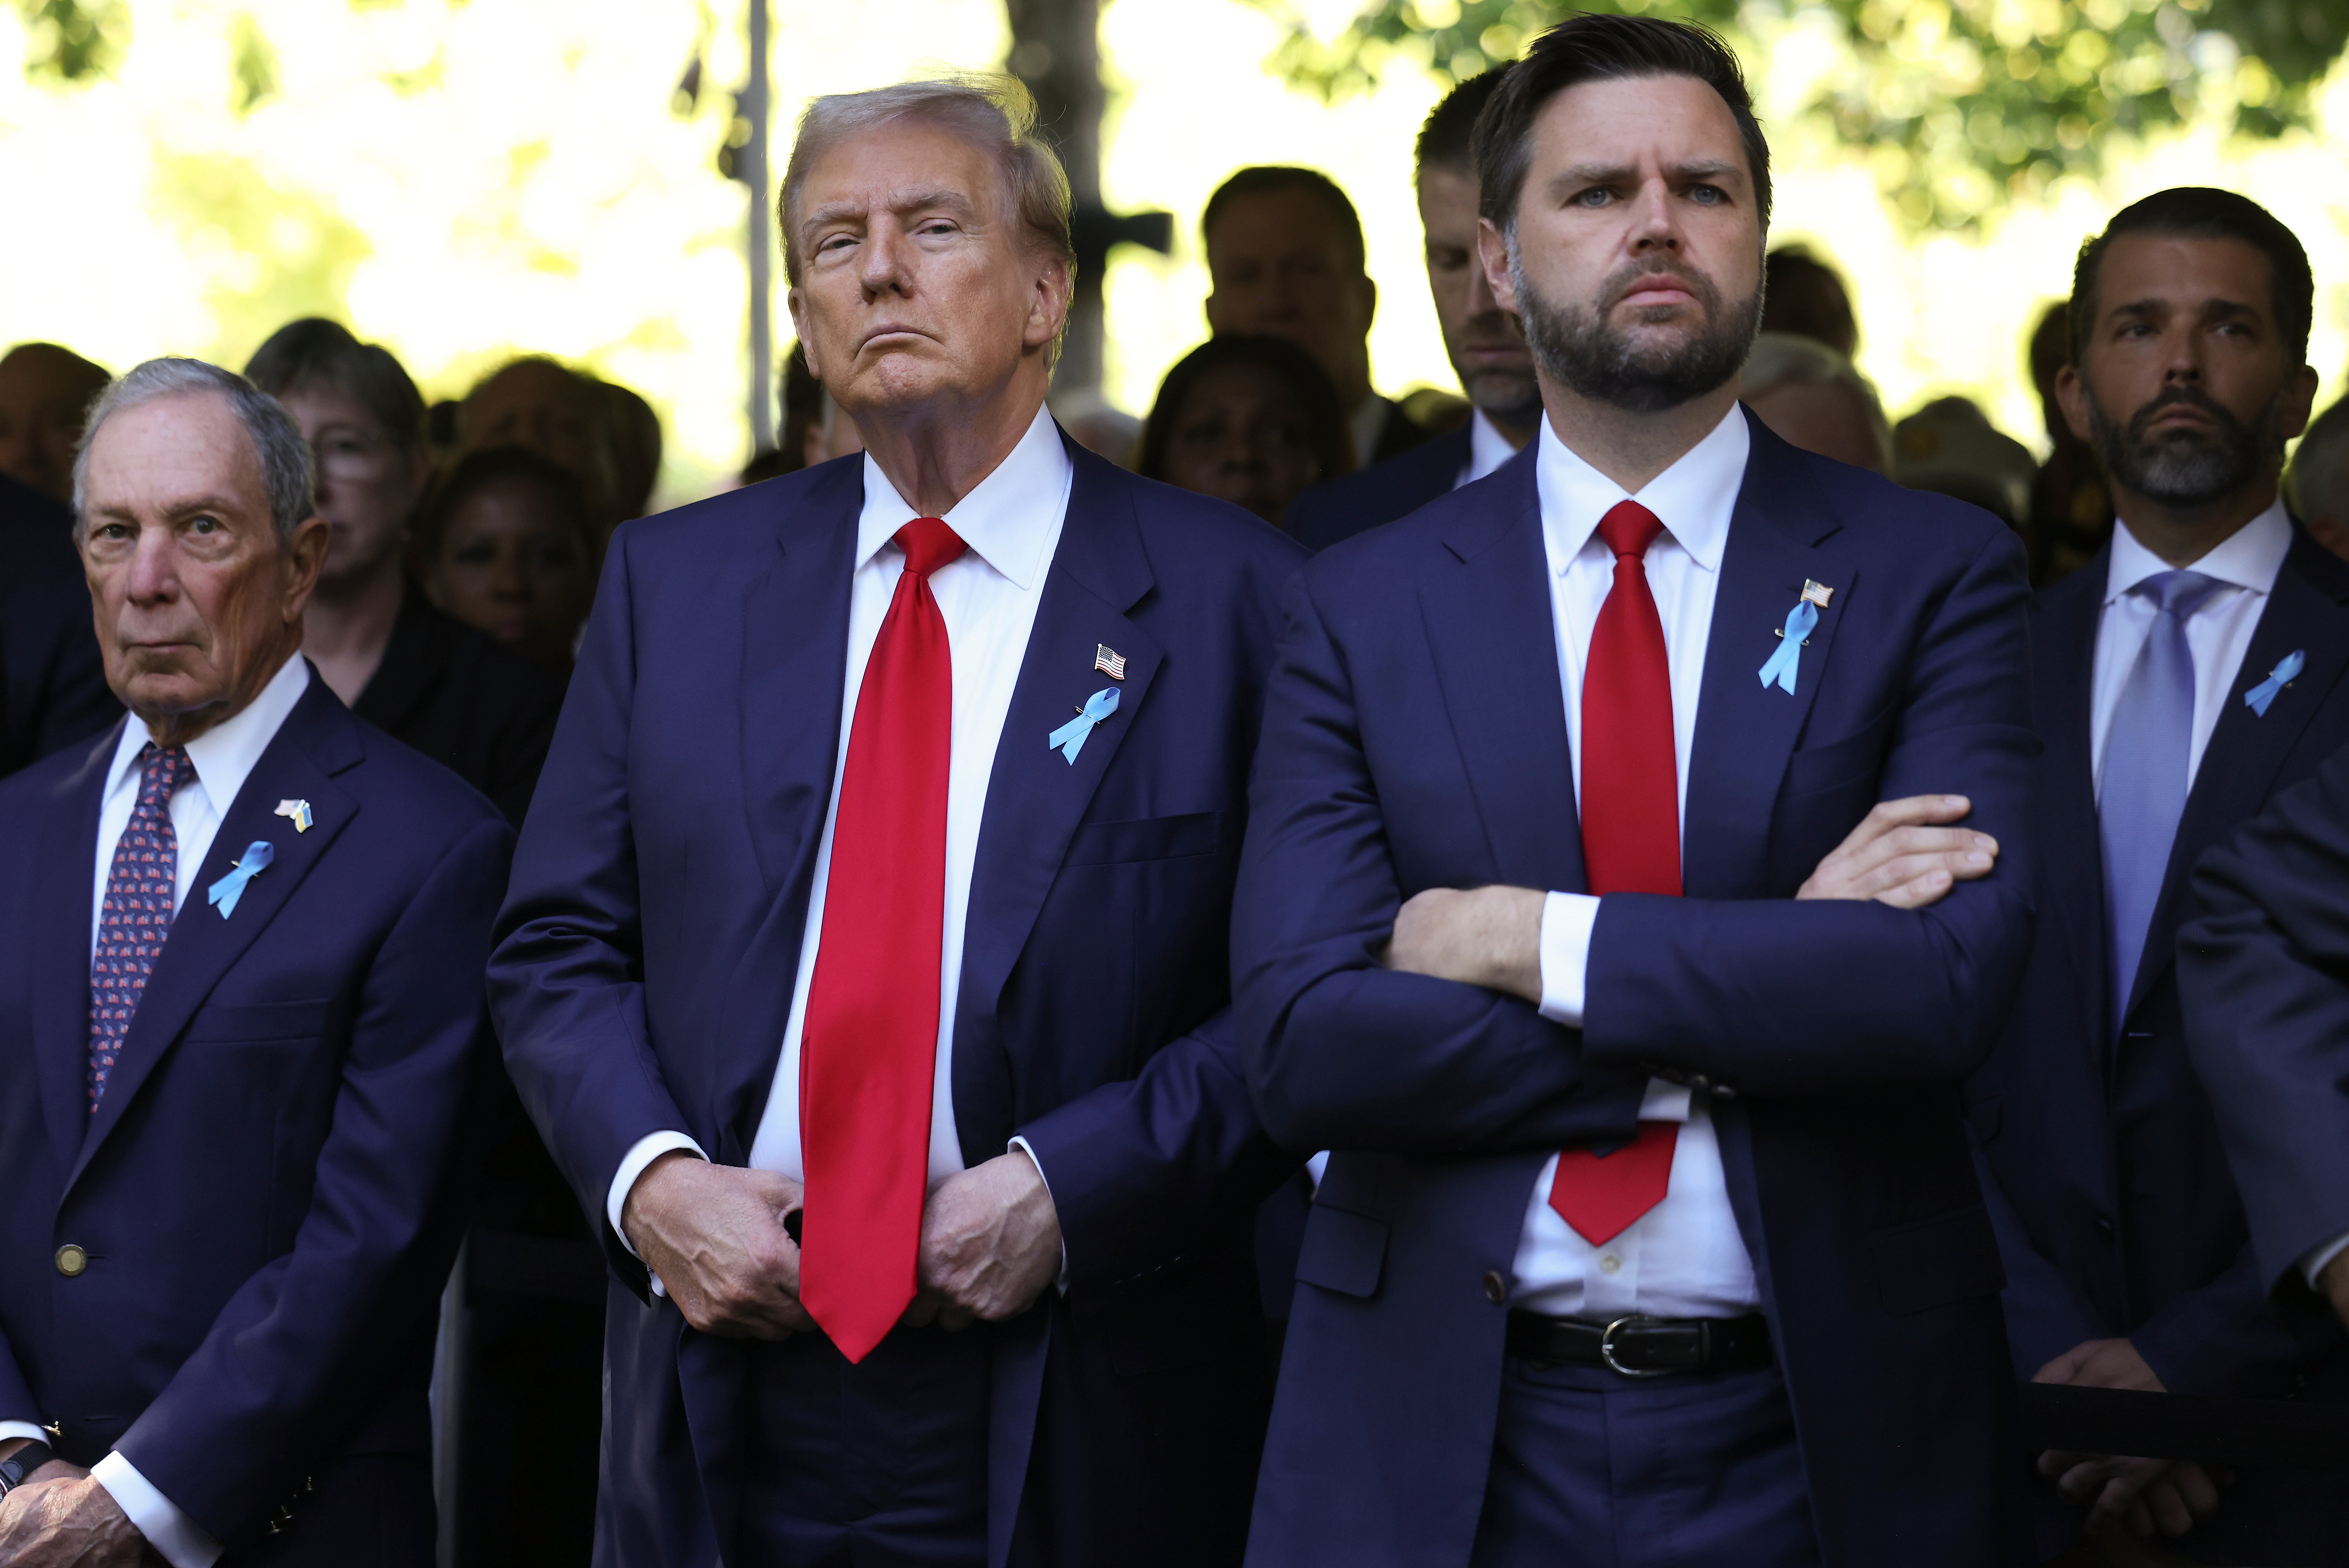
[856,403,1070,591]
[105,652,311,811]
[1536,403,1748,575]
[2105,499,2292,605]
[1464,408,1520,485]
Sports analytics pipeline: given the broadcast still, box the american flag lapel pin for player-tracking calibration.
[1094,644,1127,681]
[1801,579,1834,610]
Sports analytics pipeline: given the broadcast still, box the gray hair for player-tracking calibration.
[1738,332,1890,465]
[72,357,315,545]
[2289,395,2349,523]
[779,74,1075,293]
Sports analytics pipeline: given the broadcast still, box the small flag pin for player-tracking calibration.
[1801,579,1834,609]
[1094,644,1127,681]
[274,799,314,833]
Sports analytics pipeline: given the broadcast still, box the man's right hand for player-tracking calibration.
[1797,795,1998,909]
[620,1152,813,1340]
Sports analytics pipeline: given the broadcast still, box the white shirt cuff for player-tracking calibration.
[608,1131,707,1299]
[1537,891,1601,1026]
[92,1451,221,1568]
[1305,1151,1331,1190]
[1006,1136,1071,1293]
[1638,1078,1693,1123]
[0,1421,48,1445]
[2300,1231,2349,1291]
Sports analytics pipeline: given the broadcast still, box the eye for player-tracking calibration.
[1573,187,1613,208]
[1687,184,1725,204]
[818,233,856,254]
[188,516,221,534]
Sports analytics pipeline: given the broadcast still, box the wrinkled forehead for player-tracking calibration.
[798,118,1007,229]
[1528,74,1752,186]
[84,391,266,512]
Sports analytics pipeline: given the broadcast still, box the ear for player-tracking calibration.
[281,513,330,623]
[1478,218,1516,314]
[1025,253,1074,352]
[2053,363,2093,448]
[787,288,822,381]
[2283,363,2321,443]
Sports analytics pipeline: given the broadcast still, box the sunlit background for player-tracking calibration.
[3,0,2346,507]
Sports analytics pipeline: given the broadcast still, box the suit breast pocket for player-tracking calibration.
[1295,1203,1388,1300]
[1063,810,1225,867]
[180,997,332,1045]
[1784,708,1896,798]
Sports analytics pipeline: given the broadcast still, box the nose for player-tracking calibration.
[1626,174,1682,256]
[860,223,910,297]
[122,527,180,606]
[488,545,530,600]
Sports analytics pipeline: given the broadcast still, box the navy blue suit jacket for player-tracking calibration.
[0,677,508,1553]
[0,474,119,775]
[1284,425,1468,552]
[1235,413,2038,1568]
[488,431,1304,1568]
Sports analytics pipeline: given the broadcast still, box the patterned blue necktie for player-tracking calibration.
[88,743,191,1111]
[2100,570,2225,1023]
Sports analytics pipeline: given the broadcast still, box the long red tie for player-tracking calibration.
[1549,500,1681,1247]
[799,517,966,1363]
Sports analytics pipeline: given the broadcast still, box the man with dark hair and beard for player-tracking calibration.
[1236,14,2039,1568]
[1964,186,2349,1566]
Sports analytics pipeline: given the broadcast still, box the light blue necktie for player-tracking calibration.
[2099,569,2225,1024]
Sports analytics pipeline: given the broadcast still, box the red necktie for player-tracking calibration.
[799,517,966,1363]
[1549,500,1681,1247]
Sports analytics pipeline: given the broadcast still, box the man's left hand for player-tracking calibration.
[1382,886,1545,1004]
[2321,1249,2349,1331]
[2032,1338,2227,1537]
[0,1474,156,1567]
[909,1151,1062,1331]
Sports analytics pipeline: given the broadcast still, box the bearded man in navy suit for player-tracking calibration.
[490,75,1301,1568]
[1236,17,2039,1567]
[0,358,507,1567]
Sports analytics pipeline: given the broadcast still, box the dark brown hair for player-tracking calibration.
[1202,167,1366,273]
[1136,335,1355,488]
[2068,187,2312,368]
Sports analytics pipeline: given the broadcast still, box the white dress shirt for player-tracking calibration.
[1454,409,1519,490]
[607,405,1074,1251]
[2090,507,2349,1290]
[1514,406,1761,1321]
[3,653,312,1568]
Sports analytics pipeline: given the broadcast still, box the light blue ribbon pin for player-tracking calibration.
[206,840,275,919]
[1048,688,1120,765]
[1757,598,1820,695]
[2244,649,2306,717]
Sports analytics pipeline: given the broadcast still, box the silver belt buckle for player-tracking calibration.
[1598,1314,1674,1379]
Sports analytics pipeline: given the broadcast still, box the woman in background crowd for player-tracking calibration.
[416,444,599,677]
[1139,333,1354,526]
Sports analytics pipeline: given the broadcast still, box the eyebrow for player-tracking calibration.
[1549,158,1743,191]
[2109,296,2264,321]
[799,187,980,240]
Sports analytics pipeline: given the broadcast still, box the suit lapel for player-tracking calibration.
[70,685,362,1191]
[710,462,861,1162]
[2028,561,2114,1049]
[952,439,1164,1164]
[1418,445,1586,893]
[1681,417,1855,899]
[30,728,118,1182]
[2125,532,2349,1020]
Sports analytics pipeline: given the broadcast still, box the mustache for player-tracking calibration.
[1604,256,1720,312]
[2124,384,2242,441]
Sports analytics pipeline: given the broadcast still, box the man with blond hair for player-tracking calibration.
[491,75,1302,1565]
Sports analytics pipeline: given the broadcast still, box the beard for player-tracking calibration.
[2083,380,2285,508]
[1509,240,1760,414]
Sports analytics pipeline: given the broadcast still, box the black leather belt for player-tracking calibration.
[1505,1311,1773,1378]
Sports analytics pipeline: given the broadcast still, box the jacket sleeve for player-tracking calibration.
[1972,1147,2106,1378]
[1234,567,1650,1157]
[487,533,693,1289]
[111,816,511,1544]
[2132,1237,2345,1398]
[1582,525,2037,1096]
[2180,742,2349,1299]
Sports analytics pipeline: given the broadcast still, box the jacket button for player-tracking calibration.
[54,1245,88,1277]
[1482,1270,1508,1305]
[2092,1216,2117,1243]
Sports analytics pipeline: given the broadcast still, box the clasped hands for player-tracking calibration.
[2033,1337,2228,1547]
[0,1445,159,1568]
[1384,794,1997,994]
[621,1148,1061,1343]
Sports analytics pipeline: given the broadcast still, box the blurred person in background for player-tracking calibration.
[0,470,118,775]
[803,383,870,468]
[2030,300,2117,584]
[1288,68,1541,552]
[1137,335,1352,525]
[1966,187,2349,1566]
[1736,329,1892,472]
[247,320,563,828]
[1892,394,2039,530]
[1758,244,1859,360]
[0,341,111,505]
[603,380,663,521]
[1203,164,1433,468]
[460,356,623,541]
[2286,394,2349,559]
[417,446,599,676]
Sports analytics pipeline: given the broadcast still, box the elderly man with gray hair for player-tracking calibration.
[490,73,1303,1567]
[0,358,510,1568]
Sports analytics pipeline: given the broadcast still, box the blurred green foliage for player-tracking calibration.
[229,12,278,114]
[16,0,128,82]
[150,151,372,363]
[1243,0,2349,230]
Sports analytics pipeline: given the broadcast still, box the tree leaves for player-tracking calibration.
[16,0,129,82]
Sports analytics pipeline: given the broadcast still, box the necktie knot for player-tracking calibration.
[138,743,191,804]
[1597,500,1664,562]
[895,518,967,579]
[2131,568,2224,622]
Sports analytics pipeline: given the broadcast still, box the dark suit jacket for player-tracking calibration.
[0,474,119,776]
[351,589,565,825]
[1235,412,2039,1568]
[1966,532,2349,1560]
[2183,740,2349,1303]
[488,431,1305,1568]
[0,675,509,1557]
[1285,425,1469,552]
